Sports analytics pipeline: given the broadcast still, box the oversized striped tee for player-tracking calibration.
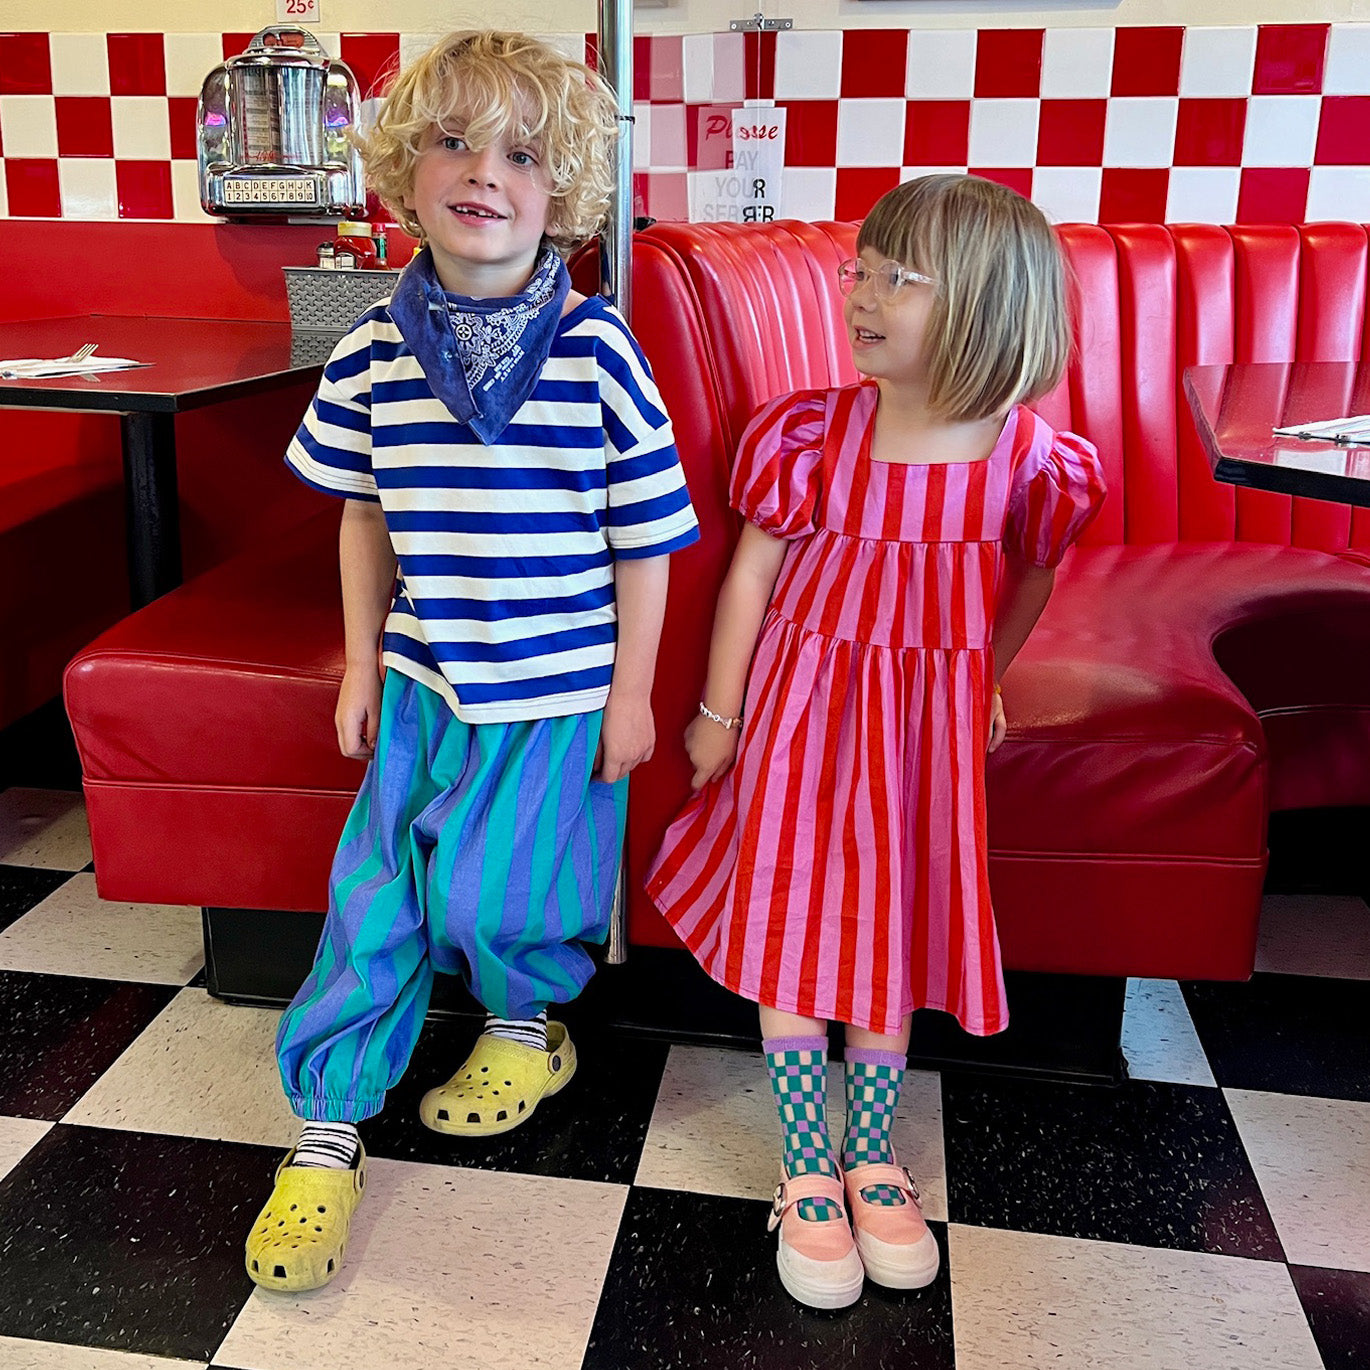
[286,293,699,723]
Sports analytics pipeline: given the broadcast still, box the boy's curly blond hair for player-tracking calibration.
[360,31,619,250]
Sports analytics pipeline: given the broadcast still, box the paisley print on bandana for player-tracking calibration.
[386,242,571,446]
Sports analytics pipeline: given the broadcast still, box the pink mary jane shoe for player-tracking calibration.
[843,1160,941,1289]
[767,1171,865,1310]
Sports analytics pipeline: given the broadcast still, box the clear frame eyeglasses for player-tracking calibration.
[836,257,936,301]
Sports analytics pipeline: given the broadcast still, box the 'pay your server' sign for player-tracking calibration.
[689,106,786,224]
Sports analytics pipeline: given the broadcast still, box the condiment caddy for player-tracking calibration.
[284,221,397,335]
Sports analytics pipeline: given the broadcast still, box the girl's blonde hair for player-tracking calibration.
[858,175,1070,421]
[360,31,619,250]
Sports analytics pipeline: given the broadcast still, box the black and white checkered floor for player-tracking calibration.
[0,772,1367,1369]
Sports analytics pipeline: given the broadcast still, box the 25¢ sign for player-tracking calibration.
[277,0,320,21]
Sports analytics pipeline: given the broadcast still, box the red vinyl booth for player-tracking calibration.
[0,220,341,737]
[64,221,1370,1070]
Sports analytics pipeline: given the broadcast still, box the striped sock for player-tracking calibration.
[482,1010,548,1051]
[842,1048,907,1206]
[290,1120,360,1170]
[763,1035,841,1222]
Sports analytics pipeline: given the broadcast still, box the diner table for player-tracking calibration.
[1185,360,1370,508]
[0,314,325,607]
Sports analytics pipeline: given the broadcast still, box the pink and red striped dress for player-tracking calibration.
[645,382,1105,1037]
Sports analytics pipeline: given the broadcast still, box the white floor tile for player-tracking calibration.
[1226,1087,1370,1274]
[64,988,297,1149]
[215,1158,625,1370]
[1121,978,1216,1087]
[0,1340,203,1369]
[1255,894,1370,979]
[0,1116,52,1184]
[950,1225,1324,1369]
[634,1043,946,1221]
[0,873,201,984]
[0,789,91,871]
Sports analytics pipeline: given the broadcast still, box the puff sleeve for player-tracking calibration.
[729,392,827,539]
[1004,427,1106,568]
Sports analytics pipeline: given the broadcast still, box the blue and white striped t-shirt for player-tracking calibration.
[286,293,699,724]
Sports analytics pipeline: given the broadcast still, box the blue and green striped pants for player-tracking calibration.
[276,670,627,1123]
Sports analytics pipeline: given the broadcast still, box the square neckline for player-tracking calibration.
[856,381,1019,471]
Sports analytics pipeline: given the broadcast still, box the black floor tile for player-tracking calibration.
[0,1123,275,1362]
[0,863,71,935]
[1289,1265,1370,1370]
[0,970,177,1119]
[358,1018,669,1185]
[1182,973,1370,1102]
[942,1073,1284,1260]
[582,1187,954,1370]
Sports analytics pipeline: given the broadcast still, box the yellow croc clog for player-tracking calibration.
[245,1145,367,1292]
[419,1021,577,1137]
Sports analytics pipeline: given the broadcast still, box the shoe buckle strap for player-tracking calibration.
[767,1183,787,1233]
[767,1173,844,1232]
[849,1160,922,1201]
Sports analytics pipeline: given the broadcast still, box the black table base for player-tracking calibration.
[120,411,181,608]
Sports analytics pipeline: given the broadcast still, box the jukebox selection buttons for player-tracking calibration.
[222,178,322,206]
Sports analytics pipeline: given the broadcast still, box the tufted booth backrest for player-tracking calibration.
[637,218,1370,556]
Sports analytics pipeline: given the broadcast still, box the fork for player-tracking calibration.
[1,343,99,379]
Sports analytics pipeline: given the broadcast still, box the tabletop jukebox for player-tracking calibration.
[197,25,366,219]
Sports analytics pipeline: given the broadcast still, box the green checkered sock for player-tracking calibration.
[842,1048,907,1206]
[763,1035,841,1222]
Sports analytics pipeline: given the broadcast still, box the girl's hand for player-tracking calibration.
[597,688,655,783]
[987,687,1007,753]
[336,664,383,759]
[685,713,740,790]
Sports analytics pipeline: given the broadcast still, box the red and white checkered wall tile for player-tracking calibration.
[644,23,1370,225]
[3,25,1370,225]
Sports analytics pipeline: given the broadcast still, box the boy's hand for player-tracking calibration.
[336,664,383,760]
[596,688,655,784]
[987,688,1007,753]
[684,713,740,790]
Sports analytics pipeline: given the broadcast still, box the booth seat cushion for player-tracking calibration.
[64,507,359,911]
[1002,542,1370,834]
[983,542,1370,979]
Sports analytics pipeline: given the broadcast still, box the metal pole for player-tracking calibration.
[598,0,633,322]
[600,0,634,964]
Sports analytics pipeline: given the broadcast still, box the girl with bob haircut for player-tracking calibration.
[859,173,1072,421]
[245,30,698,1293]
[648,174,1106,1310]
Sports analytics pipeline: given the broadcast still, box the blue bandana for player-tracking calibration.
[386,243,571,445]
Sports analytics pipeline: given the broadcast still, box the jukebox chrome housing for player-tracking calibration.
[198,26,366,219]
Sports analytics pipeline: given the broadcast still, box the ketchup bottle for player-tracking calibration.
[332,220,378,269]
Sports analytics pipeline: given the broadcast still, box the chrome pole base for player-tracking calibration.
[606,863,629,965]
